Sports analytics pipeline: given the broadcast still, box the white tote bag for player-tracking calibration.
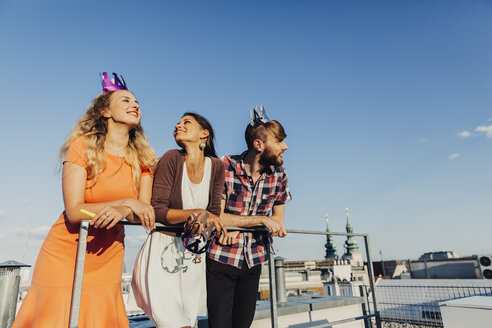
[131,231,207,328]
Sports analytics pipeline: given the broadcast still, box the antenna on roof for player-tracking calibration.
[21,204,32,262]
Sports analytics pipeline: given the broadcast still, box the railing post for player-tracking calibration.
[0,261,30,328]
[69,220,90,328]
[363,235,381,328]
[267,236,278,328]
[359,285,372,328]
[275,257,287,305]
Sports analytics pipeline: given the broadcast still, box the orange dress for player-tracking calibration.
[14,137,147,328]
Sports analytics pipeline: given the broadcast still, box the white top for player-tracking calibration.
[181,157,211,210]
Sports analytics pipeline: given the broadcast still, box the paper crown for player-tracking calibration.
[100,72,128,93]
[250,105,270,126]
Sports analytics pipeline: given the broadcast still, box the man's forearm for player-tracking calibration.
[268,213,284,225]
[220,212,267,228]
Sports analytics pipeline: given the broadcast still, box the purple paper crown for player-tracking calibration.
[100,72,128,93]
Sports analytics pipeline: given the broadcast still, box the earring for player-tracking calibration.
[199,141,206,150]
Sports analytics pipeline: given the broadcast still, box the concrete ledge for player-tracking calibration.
[253,296,364,320]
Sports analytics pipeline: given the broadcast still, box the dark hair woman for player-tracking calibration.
[132,112,225,328]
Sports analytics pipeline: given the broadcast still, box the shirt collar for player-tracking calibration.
[238,151,275,177]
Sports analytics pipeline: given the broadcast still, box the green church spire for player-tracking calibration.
[343,207,359,257]
[324,214,338,259]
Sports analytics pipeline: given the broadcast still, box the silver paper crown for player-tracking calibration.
[250,105,270,126]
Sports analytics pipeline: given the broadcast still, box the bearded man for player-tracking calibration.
[206,107,292,328]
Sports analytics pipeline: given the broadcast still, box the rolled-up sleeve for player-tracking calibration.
[209,158,225,216]
[151,151,177,223]
[274,170,292,206]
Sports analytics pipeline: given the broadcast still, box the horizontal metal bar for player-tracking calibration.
[316,313,377,327]
[376,285,492,289]
[285,229,367,237]
[119,222,270,233]
[378,302,442,306]
[118,221,365,237]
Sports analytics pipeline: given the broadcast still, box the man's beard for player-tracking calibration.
[259,147,283,166]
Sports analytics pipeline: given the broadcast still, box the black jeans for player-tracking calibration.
[206,258,262,328]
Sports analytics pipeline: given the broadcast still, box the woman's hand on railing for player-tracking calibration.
[124,199,155,230]
[261,217,287,237]
[218,231,239,245]
[91,206,130,229]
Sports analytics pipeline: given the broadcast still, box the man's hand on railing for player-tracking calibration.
[277,225,287,237]
[261,217,287,237]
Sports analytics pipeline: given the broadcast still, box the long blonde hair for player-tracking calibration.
[59,91,157,190]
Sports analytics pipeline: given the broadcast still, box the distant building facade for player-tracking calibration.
[408,256,481,279]
[419,251,459,261]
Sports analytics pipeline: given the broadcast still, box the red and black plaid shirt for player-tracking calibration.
[207,152,291,269]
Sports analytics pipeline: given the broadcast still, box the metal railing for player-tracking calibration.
[69,221,382,328]
[375,282,492,327]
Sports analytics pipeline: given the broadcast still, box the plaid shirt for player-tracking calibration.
[207,152,291,269]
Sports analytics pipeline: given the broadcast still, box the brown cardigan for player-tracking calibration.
[151,149,225,224]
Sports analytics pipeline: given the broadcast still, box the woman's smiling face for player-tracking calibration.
[174,115,207,145]
[102,90,141,128]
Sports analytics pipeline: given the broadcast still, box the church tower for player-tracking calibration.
[324,214,338,259]
[343,207,360,259]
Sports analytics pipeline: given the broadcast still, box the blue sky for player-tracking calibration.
[1,0,492,271]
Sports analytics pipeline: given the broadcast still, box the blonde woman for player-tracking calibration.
[13,73,157,328]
